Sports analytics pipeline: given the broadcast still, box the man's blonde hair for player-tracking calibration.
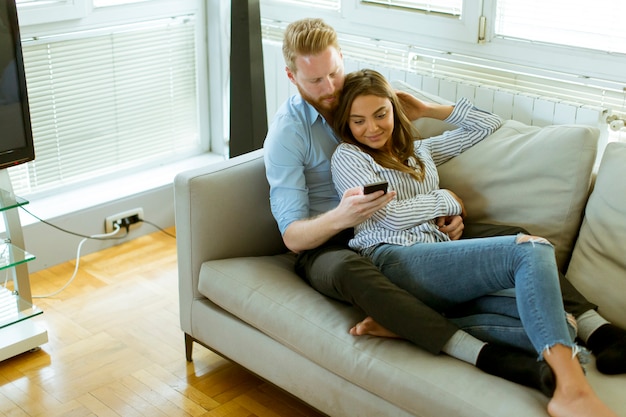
[282,18,340,73]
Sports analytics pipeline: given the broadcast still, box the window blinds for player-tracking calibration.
[9,17,199,196]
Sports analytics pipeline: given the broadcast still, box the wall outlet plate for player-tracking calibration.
[104,208,144,233]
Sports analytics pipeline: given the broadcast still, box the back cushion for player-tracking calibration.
[437,121,598,272]
[566,142,626,329]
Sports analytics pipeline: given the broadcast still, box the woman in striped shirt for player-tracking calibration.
[330,69,617,417]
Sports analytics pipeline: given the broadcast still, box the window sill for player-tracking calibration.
[19,152,225,227]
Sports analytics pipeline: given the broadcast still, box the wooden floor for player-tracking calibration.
[0,228,326,417]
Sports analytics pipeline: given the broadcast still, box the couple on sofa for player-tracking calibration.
[263,17,624,417]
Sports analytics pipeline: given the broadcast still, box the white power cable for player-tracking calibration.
[32,224,122,298]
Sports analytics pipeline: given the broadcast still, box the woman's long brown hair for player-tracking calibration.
[332,69,425,181]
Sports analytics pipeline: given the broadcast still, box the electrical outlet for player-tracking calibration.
[104,208,144,233]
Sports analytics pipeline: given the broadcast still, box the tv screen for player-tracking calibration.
[0,0,35,171]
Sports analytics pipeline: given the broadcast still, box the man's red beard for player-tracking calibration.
[296,85,339,116]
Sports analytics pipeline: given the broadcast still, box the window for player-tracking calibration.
[11,0,205,197]
[495,0,626,55]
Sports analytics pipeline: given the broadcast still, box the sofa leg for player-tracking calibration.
[185,333,194,361]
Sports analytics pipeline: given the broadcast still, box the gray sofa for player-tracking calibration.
[175,87,626,416]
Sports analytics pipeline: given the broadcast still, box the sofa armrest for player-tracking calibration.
[174,149,286,333]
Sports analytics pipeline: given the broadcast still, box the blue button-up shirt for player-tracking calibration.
[264,94,341,235]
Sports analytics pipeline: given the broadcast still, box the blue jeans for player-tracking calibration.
[369,235,575,357]
[447,291,574,353]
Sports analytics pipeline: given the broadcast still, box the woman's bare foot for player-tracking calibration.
[547,385,618,417]
[349,317,401,338]
[544,345,618,417]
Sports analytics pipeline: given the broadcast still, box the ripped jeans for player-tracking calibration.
[369,234,575,358]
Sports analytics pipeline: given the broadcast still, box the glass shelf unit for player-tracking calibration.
[0,176,47,362]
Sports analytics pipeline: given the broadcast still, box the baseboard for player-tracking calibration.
[21,183,176,272]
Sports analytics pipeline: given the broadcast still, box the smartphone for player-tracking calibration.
[363,181,388,195]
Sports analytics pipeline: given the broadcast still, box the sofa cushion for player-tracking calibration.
[566,142,626,329]
[438,121,598,271]
[393,80,599,272]
[198,254,552,416]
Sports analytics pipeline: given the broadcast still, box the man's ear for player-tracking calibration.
[286,66,297,85]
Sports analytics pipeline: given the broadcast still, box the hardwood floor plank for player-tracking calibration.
[75,393,120,417]
[118,373,189,417]
[89,382,146,417]
[195,364,263,404]
[205,401,256,417]
[246,384,325,417]
[233,391,287,417]
[0,379,60,416]
[32,399,92,417]
[130,368,212,416]
[0,228,326,417]
[145,364,221,412]
[0,390,29,417]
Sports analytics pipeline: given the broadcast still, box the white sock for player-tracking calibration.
[577,309,610,343]
[442,330,487,365]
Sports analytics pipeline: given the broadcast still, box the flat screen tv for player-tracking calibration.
[0,0,35,171]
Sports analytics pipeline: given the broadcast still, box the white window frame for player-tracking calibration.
[261,0,483,47]
[343,0,480,44]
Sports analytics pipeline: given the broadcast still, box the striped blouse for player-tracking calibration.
[330,98,502,254]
